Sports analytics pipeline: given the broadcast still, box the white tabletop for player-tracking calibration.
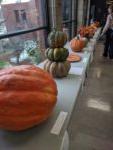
[0,28,101,150]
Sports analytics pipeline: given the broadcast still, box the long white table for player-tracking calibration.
[0,74,82,150]
[0,28,101,150]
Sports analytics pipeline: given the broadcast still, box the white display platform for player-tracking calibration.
[0,28,101,150]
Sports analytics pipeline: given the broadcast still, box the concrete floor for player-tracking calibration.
[69,42,113,150]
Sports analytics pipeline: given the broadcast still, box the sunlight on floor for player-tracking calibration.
[96,68,102,79]
[87,98,111,112]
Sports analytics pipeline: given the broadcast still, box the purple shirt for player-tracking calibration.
[102,14,113,34]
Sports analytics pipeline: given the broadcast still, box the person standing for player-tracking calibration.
[101,5,113,59]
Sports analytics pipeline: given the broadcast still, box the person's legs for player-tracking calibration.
[108,30,113,59]
[103,29,111,57]
[109,47,113,59]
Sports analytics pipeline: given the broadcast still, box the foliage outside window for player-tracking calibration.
[0,0,48,68]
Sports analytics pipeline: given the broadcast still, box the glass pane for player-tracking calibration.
[63,23,71,40]
[0,0,47,34]
[62,0,72,21]
[62,0,78,39]
[71,0,78,36]
[62,0,72,40]
[83,0,88,25]
[0,29,47,69]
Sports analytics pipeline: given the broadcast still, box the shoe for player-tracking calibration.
[109,58,113,60]
[103,54,108,57]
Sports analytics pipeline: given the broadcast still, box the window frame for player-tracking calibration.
[14,10,20,23]
[83,0,89,25]
[0,0,50,45]
[62,0,78,39]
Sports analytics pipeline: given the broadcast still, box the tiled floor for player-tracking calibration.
[69,42,113,150]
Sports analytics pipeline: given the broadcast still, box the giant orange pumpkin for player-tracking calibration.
[0,65,57,131]
[70,37,85,52]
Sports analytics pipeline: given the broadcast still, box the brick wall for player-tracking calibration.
[1,1,46,51]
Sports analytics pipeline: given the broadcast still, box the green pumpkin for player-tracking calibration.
[45,48,69,62]
[48,30,67,48]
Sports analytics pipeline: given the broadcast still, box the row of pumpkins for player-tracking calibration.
[0,23,99,132]
[78,21,100,39]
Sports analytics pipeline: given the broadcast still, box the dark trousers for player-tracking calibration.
[104,29,113,59]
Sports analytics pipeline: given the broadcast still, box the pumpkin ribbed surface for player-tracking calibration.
[45,47,69,62]
[48,30,67,48]
[70,38,85,52]
[44,59,71,78]
[0,65,57,131]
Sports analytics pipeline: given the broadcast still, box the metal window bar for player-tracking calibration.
[0,26,48,40]
[62,19,76,39]
[62,20,76,24]
[74,0,78,35]
[0,0,50,42]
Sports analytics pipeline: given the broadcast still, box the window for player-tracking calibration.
[21,10,27,21]
[0,30,46,67]
[62,0,78,39]
[0,0,49,67]
[72,0,78,36]
[62,0,71,21]
[83,0,88,25]
[1,0,49,32]
[14,10,20,23]
[14,9,27,23]
[62,0,72,40]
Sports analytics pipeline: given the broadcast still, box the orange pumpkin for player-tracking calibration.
[70,37,85,52]
[95,21,100,27]
[91,21,100,28]
[0,65,57,131]
[78,25,97,38]
[78,26,90,38]
[78,26,86,37]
